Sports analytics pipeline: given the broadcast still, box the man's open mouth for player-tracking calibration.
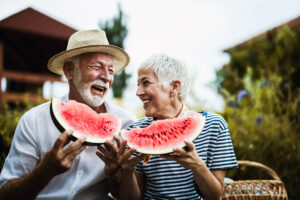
[91,85,107,94]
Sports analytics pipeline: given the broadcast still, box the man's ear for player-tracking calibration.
[170,80,181,97]
[63,62,75,80]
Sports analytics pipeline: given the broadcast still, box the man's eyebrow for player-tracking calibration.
[96,61,114,68]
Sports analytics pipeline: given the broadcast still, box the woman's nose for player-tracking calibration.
[136,86,144,96]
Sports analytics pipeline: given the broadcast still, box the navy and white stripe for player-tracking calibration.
[129,111,238,200]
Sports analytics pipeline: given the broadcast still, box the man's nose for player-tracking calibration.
[98,67,111,82]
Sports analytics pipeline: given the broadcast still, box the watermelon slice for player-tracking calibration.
[50,98,121,145]
[121,115,206,154]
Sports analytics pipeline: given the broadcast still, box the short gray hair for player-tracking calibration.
[65,55,80,68]
[138,54,191,100]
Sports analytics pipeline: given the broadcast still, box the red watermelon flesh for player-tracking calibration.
[50,98,121,145]
[121,115,205,154]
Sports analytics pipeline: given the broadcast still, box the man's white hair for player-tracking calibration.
[65,55,80,67]
[138,54,191,100]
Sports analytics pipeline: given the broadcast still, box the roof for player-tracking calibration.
[0,7,76,40]
[225,16,300,52]
[0,7,77,74]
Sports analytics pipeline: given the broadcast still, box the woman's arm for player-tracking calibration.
[192,167,225,199]
[119,171,144,200]
[97,137,145,200]
[161,141,225,200]
[118,140,145,200]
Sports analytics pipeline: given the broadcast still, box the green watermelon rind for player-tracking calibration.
[50,98,121,146]
[121,115,206,155]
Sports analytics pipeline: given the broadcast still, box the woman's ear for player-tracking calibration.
[170,80,181,97]
[63,62,75,80]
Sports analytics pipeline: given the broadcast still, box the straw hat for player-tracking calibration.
[47,29,130,75]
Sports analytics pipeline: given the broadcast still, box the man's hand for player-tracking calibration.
[96,138,120,177]
[0,130,87,200]
[38,130,87,177]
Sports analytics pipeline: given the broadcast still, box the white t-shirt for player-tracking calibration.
[0,97,137,200]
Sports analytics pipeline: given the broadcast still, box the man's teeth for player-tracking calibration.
[142,100,150,104]
[92,85,106,92]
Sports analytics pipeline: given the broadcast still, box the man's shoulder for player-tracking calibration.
[106,102,137,120]
[22,101,51,120]
[105,102,137,129]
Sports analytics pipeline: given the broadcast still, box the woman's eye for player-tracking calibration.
[143,81,150,85]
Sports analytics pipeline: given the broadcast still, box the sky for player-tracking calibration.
[0,0,299,113]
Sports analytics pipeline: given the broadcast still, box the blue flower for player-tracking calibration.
[256,116,264,127]
[237,90,250,104]
[227,100,237,107]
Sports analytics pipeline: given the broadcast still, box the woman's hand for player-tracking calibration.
[116,138,145,172]
[96,136,145,174]
[161,141,205,171]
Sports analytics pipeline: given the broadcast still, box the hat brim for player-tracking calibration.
[47,45,130,75]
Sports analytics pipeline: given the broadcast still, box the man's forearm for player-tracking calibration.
[0,163,54,200]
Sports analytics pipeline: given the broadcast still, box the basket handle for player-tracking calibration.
[237,160,281,181]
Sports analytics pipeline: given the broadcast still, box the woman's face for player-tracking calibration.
[136,68,171,119]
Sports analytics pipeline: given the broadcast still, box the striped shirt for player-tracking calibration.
[129,111,238,200]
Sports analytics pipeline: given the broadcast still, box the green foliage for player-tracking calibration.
[0,96,43,169]
[217,24,300,199]
[99,4,131,98]
[218,25,300,95]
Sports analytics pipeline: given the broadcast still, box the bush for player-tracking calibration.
[221,75,300,198]
[0,96,43,169]
[216,23,300,199]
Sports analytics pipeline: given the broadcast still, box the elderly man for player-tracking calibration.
[0,29,137,200]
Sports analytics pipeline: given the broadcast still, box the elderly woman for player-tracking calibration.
[97,54,238,200]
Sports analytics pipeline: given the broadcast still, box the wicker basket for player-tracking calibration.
[220,160,288,200]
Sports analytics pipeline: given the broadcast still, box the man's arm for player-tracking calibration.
[0,162,55,200]
[0,131,86,200]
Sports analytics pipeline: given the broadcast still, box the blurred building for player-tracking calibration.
[0,7,76,104]
[225,16,300,51]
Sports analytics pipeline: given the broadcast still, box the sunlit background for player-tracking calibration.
[1,1,300,198]
[0,0,299,113]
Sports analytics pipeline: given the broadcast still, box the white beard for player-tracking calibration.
[72,66,109,107]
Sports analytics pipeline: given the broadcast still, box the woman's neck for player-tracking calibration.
[154,100,184,120]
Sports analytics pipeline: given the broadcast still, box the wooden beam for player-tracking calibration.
[2,92,48,102]
[0,40,3,107]
[3,70,66,84]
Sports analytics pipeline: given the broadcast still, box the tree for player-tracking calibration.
[99,4,131,98]
[216,24,300,199]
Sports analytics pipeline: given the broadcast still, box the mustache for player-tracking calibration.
[90,79,109,89]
